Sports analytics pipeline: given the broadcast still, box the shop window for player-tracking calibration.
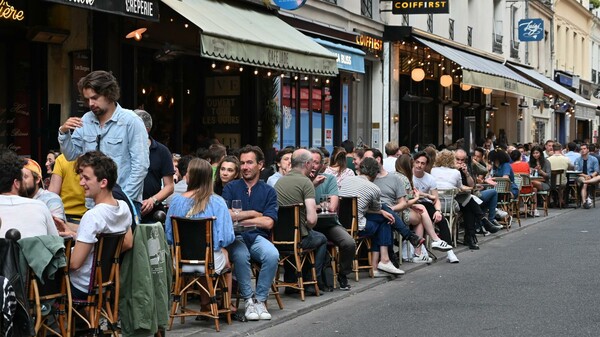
[275,75,333,152]
[361,0,372,18]
[534,119,546,144]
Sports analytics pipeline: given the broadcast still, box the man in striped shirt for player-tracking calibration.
[339,157,405,277]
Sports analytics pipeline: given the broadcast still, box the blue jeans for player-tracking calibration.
[301,229,327,278]
[227,235,279,302]
[362,213,393,252]
[479,189,498,220]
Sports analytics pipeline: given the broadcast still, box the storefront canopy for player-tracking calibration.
[414,37,543,99]
[508,64,598,110]
[314,38,365,74]
[161,0,338,76]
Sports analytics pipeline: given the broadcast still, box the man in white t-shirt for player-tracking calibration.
[382,141,401,173]
[0,149,59,238]
[69,151,133,299]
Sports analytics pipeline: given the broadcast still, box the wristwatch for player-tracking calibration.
[151,196,160,206]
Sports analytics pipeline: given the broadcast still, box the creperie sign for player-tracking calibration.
[0,0,25,21]
[392,1,449,15]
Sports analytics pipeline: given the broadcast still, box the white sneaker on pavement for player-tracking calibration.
[446,250,460,263]
[533,209,540,217]
[496,208,508,219]
[431,240,453,251]
[412,253,433,264]
[244,299,259,321]
[373,270,391,278]
[254,299,271,320]
[377,261,405,275]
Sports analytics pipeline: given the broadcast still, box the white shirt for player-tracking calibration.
[70,200,131,293]
[430,167,462,190]
[382,157,398,174]
[0,195,59,238]
[412,172,438,204]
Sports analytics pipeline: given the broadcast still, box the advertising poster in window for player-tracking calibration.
[342,83,349,142]
[204,76,241,148]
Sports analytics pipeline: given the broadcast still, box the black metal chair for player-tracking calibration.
[168,216,231,332]
[71,232,126,337]
[272,203,319,301]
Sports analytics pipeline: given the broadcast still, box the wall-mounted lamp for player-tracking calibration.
[392,114,399,123]
[460,83,471,91]
[126,28,147,41]
[482,88,493,95]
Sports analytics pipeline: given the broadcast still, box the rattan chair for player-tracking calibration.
[26,237,73,337]
[516,173,536,218]
[549,169,566,208]
[169,216,231,332]
[437,188,460,247]
[71,232,126,337]
[338,196,373,281]
[493,177,520,229]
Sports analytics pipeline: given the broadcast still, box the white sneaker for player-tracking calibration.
[244,299,259,321]
[533,209,540,217]
[254,299,271,320]
[373,270,391,278]
[496,208,508,219]
[446,250,459,263]
[412,253,433,264]
[431,240,453,251]
[377,261,405,275]
[587,197,592,204]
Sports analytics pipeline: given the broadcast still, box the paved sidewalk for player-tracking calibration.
[165,206,575,337]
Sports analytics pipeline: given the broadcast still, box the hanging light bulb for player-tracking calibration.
[142,88,146,94]
[411,68,425,82]
[239,66,244,72]
[211,63,216,69]
[157,96,163,104]
[440,75,452,88]
[225,65,230,71]
[254,69,259,75]
[294,75,299,80]
[325,79,330,84]
[460,83,472,91]
[267,71,272,77]
[304,76,308,81]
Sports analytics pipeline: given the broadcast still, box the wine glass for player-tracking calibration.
[321,195,329,214]
[231,199,242,225]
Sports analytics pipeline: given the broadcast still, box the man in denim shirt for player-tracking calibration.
[574,143,599,208]
[58,71,149,211]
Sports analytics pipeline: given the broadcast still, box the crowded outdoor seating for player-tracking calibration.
[2,71,600,336]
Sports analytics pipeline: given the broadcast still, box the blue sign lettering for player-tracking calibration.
[273,0,307,10]
[518,18,544,42]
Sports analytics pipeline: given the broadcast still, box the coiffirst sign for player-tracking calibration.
[392,1,449,15]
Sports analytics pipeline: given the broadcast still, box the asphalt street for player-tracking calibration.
[255,208,600,337]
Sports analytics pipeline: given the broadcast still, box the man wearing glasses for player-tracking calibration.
[58,70,149,213]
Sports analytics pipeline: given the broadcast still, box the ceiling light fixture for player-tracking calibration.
[126,28,147,41]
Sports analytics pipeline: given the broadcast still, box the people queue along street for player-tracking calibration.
[1,70,600,329]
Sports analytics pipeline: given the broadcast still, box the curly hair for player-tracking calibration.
[0,149,27,193]
[77,70,121,103]
[359,157,380,180]
[434,149,456,169]
[76,151,118,190]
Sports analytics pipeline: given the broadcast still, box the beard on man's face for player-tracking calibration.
[17,181,29,197]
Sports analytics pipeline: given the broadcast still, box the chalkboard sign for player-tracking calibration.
[70,50,91,117]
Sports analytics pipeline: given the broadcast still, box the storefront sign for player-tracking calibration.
[356,34,383,52]
[518,18,544,42]
[555,72,574,89]
[273,0,307,10]
[43,0,159,22]
[392,0,449,15]
[0,0,25,21]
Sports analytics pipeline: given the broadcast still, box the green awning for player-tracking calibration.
[161,0,338,76]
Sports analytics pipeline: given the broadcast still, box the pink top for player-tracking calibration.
[324,166,356,189]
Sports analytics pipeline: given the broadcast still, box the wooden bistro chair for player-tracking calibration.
[27,237,73,337]
[549,169,566,208]
[516,173,536,218]
[338,196,373,282]
[169,216,231,332]
[71,232,126,337]
[272,203,319,301]
[493,177,520,229]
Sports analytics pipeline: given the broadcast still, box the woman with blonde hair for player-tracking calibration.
[165,158,236,309]
[431,150,488,250]
[324,146,355,189]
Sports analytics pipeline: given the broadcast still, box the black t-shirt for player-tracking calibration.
[143,138,175,200]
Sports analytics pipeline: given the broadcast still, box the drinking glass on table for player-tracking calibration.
[231,199,242,225]
[320,195,330,214]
